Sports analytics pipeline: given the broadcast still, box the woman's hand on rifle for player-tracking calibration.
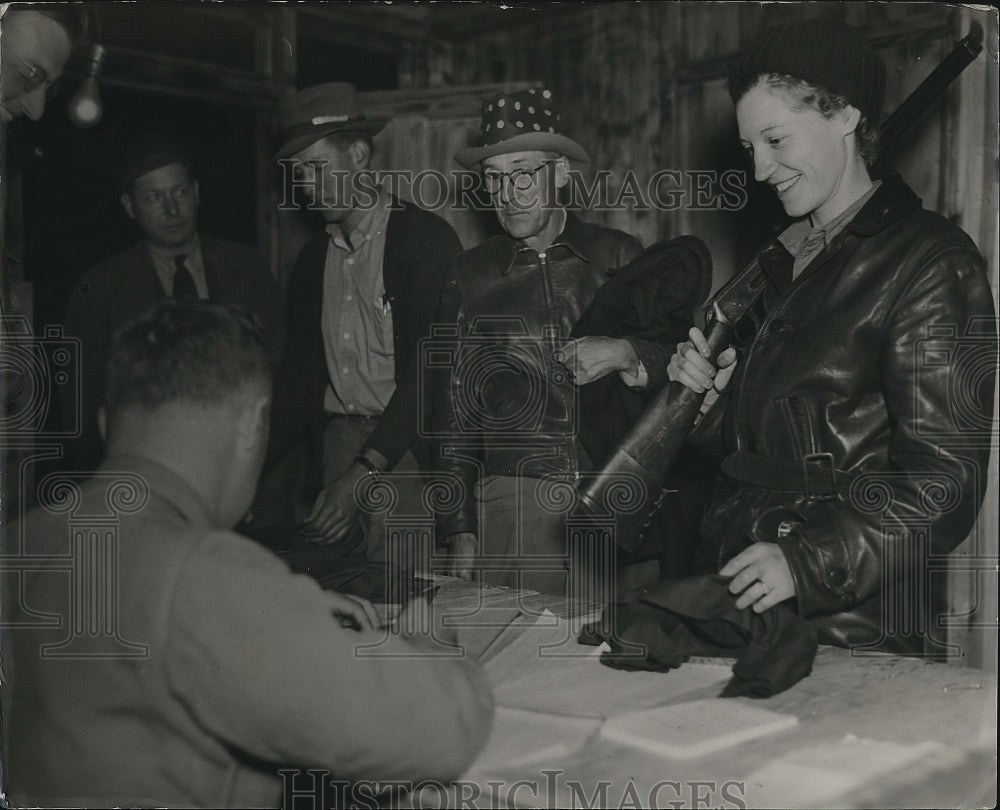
[668,327,738,415]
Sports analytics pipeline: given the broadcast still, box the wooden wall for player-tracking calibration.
[441,1,998,669]
[270,2,997,669]
[446,3,988,282]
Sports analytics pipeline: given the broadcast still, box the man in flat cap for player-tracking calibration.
[432,87,689,597]
[271,82,461,563]
[63,135,282,472]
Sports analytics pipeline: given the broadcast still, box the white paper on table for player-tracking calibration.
[743,734,948,807]
[484,609,587,684]
[464,707,602,774]
[491,654,734,718]
[599,698,798,760]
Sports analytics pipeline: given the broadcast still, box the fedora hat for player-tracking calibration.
[275,82,389,160]
[455,86,590,168]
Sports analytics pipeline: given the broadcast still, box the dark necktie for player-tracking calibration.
[172,254,198,299]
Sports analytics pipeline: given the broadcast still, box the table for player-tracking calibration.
[413,576,997,809]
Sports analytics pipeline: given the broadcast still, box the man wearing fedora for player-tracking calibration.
[432,86,682,596]
[271,82,461,563]
[63,134,283,472]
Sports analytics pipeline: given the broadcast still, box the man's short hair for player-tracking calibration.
[105,300,271,418]
[118,135,196,193]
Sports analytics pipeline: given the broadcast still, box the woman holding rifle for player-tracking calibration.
[669,19,996,654]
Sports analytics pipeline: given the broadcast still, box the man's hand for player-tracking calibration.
[328,592,381,631]
[556,337,637,385]
[447,532,477,580]
[302,463,367,544]
[667,326,738,415]
[720,543,795,613]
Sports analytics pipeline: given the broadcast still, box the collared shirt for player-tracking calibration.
[148,237,209,299]
[321,190,395,416]
[778,181,882,279]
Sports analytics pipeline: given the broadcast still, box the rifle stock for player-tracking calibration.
[575,26,984,554]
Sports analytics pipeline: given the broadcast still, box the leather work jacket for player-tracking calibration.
[693,175,997,655]
[431,212,649,538]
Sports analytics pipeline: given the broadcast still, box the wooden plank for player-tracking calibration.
[359,82,537,120]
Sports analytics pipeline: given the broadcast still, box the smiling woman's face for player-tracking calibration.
[737,81,860,226]
[0,10,72,123]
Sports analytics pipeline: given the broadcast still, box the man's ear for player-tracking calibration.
[120,192,135,220]
[553,156,570,190]
[237,394,271,454]
[97,406,107,441]
[348,139,372,171]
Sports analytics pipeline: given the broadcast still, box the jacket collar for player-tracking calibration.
[844,174,922,237]
[761,174,922,281]
[99,454,216,530]
[500,209,590,275]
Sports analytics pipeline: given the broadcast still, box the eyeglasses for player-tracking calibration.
[6,51,60,99]
[482,164,548,194]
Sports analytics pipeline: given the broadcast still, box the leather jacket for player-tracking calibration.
[693,175,997,655]
[431,212,644,538]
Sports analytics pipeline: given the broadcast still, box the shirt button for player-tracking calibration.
[343,332,350,340]
[346,258,354,266]
[342,367,350,374]
[345,294,353,302]
[347,404,355,411]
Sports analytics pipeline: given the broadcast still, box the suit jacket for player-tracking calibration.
[269,200,462,478]
[63,237,283,470]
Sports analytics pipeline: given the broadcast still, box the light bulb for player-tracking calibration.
[68,44,105,128]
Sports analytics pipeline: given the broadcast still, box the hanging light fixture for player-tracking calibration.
[67,43,105,128]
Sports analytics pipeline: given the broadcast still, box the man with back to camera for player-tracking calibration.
[63,136,283,471]
[6,299,493,807]
[271,82,462,564]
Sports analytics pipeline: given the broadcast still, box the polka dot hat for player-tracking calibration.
[455,86,590,168]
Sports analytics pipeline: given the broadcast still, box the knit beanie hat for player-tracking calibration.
[728,19,886,123]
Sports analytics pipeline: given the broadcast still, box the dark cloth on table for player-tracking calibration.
[579,574,818,698]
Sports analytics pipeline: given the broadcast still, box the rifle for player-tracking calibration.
[576,24,984,553]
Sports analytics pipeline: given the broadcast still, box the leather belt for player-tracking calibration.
[721,451,857,500]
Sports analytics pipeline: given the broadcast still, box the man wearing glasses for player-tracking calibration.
[432,87,673,597]
[0,5,76,125]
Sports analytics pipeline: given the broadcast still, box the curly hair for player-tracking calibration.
[734,73,879,167]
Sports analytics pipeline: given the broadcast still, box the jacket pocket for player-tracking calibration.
[777,393,817,458]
